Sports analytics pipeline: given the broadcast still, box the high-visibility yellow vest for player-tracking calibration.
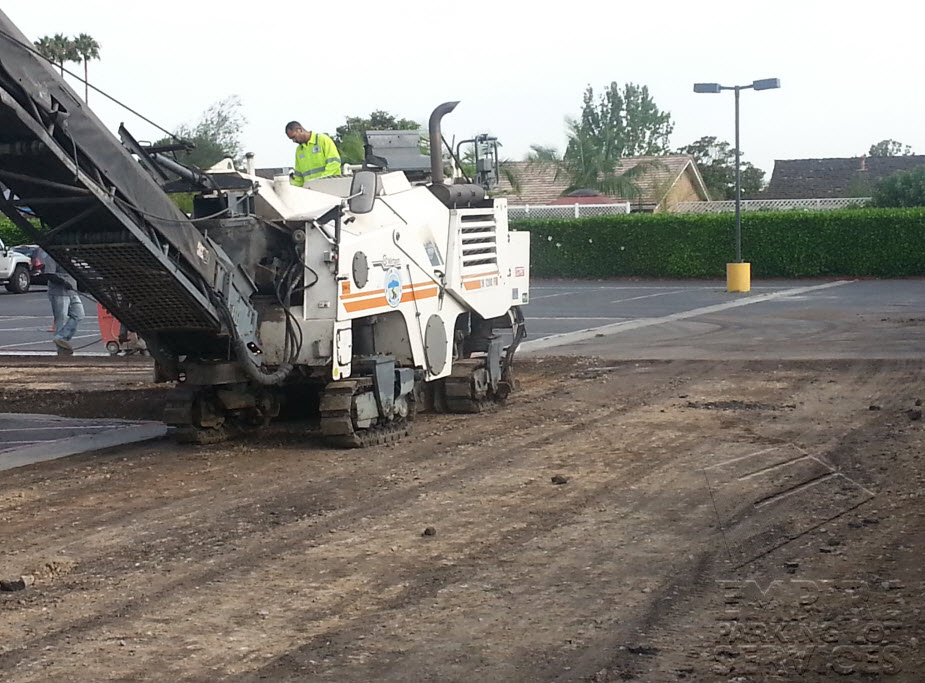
[291,132,341,186]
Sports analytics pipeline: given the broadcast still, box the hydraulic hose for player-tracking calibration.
[232,338,294,386]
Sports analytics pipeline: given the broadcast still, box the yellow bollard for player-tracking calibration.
[726,262,751,292]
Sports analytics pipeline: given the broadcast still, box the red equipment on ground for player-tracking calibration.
[97,303,147,356]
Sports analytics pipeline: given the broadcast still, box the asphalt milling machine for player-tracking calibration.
[0,12,529,447]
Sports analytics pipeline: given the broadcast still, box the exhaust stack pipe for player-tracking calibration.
[428,101,458,185]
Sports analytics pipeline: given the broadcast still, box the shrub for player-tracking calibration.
[513,208,925,278]
[0,217,30,246]
[871,167,925,208]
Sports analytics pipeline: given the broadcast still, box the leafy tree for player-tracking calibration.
[73,33,101,102]
[676,135,765,199]
[869,139,913,157]
[334,110,422,164]
[870,166,925,207]
[338,135,366,165]
[334,110,420,142]
[156,96,246,170]
[555,82,674,196]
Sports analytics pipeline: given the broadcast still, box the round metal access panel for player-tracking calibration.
[424,315,448,374]
[352,251,369,289]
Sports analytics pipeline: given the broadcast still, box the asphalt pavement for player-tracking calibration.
[521,278,925,360]
[0,286,103,355]
[3,278,925,360]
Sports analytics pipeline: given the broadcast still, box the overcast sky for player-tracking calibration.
[2,1,920,180]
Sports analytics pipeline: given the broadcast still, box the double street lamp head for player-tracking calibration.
[693,78,781,93]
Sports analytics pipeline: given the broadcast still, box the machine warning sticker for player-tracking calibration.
[521,292,529,303]
[512,288,519,300]
[385,268,403,308]
[515,266,525,277]
[423,240,443,267]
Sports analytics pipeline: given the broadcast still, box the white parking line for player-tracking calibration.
[0,327,60,332]
[531,285,711,291]
[520,280,855,353]
[532,286,713,300]
[609,289,689,304]
[0,316,100,320]
[529,317,630,321]
[0,333,99,350]
[0,426,122,433]
[0,350,109,357]
[531,290,603,300]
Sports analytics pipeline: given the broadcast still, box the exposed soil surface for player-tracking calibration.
[0,356,923,681]
[0,357,168,421]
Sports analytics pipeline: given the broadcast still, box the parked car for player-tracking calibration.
[0,238,32,293]
[11,244,47,286]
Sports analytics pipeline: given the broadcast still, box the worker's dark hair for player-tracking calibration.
[285,121,303,132]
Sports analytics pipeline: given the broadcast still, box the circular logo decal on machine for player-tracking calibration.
[385,268,403,308]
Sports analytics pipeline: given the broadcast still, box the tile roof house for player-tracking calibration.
[496,155,710,212]
[765,156,925,199]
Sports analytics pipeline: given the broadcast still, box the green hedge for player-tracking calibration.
[6,208,925,278]
[514,208,925,278]
[0,217,30,247]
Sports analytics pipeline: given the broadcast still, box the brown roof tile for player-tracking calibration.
[496,155,706,206]
[765,156,925,199]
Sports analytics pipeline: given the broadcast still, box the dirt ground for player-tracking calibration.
[0,356,923,681]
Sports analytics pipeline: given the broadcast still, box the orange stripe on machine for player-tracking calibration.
[341,287,385,301]
[342,284,439,312]
[462,270,500,291]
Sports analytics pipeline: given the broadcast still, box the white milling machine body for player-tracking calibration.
[212,103,531,445]
[0,15,528,447]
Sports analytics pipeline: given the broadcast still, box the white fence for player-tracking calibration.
[672,198,871,213]
[507,203,631,221]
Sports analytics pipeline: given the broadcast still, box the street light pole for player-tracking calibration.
[693,78,780,289]
[734,85,742,263]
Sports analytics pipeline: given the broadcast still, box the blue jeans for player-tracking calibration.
[49,291,84,342]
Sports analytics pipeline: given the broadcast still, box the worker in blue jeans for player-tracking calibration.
[42,250,84,355]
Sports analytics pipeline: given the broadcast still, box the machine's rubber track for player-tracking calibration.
[174,425,228,445]
[320,379,413,449]
[439,358,511,413]
[168,393,229,444]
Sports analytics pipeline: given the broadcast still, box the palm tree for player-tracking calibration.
[73,33,101,102]
[524,121,664,201]
[32,36,58,68]
[51,34,78,77]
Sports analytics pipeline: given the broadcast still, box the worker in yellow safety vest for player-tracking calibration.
[285,121,341,186]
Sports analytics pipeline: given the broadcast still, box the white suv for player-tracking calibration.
[0,238,32,293]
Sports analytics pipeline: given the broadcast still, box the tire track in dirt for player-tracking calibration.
[538,358,923,682]
[3,359,916,681]
[0,362,718,680]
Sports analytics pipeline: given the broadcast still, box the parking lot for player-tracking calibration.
[524,277,925,360]
[0,286,103,355]
[4,277,925,359]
